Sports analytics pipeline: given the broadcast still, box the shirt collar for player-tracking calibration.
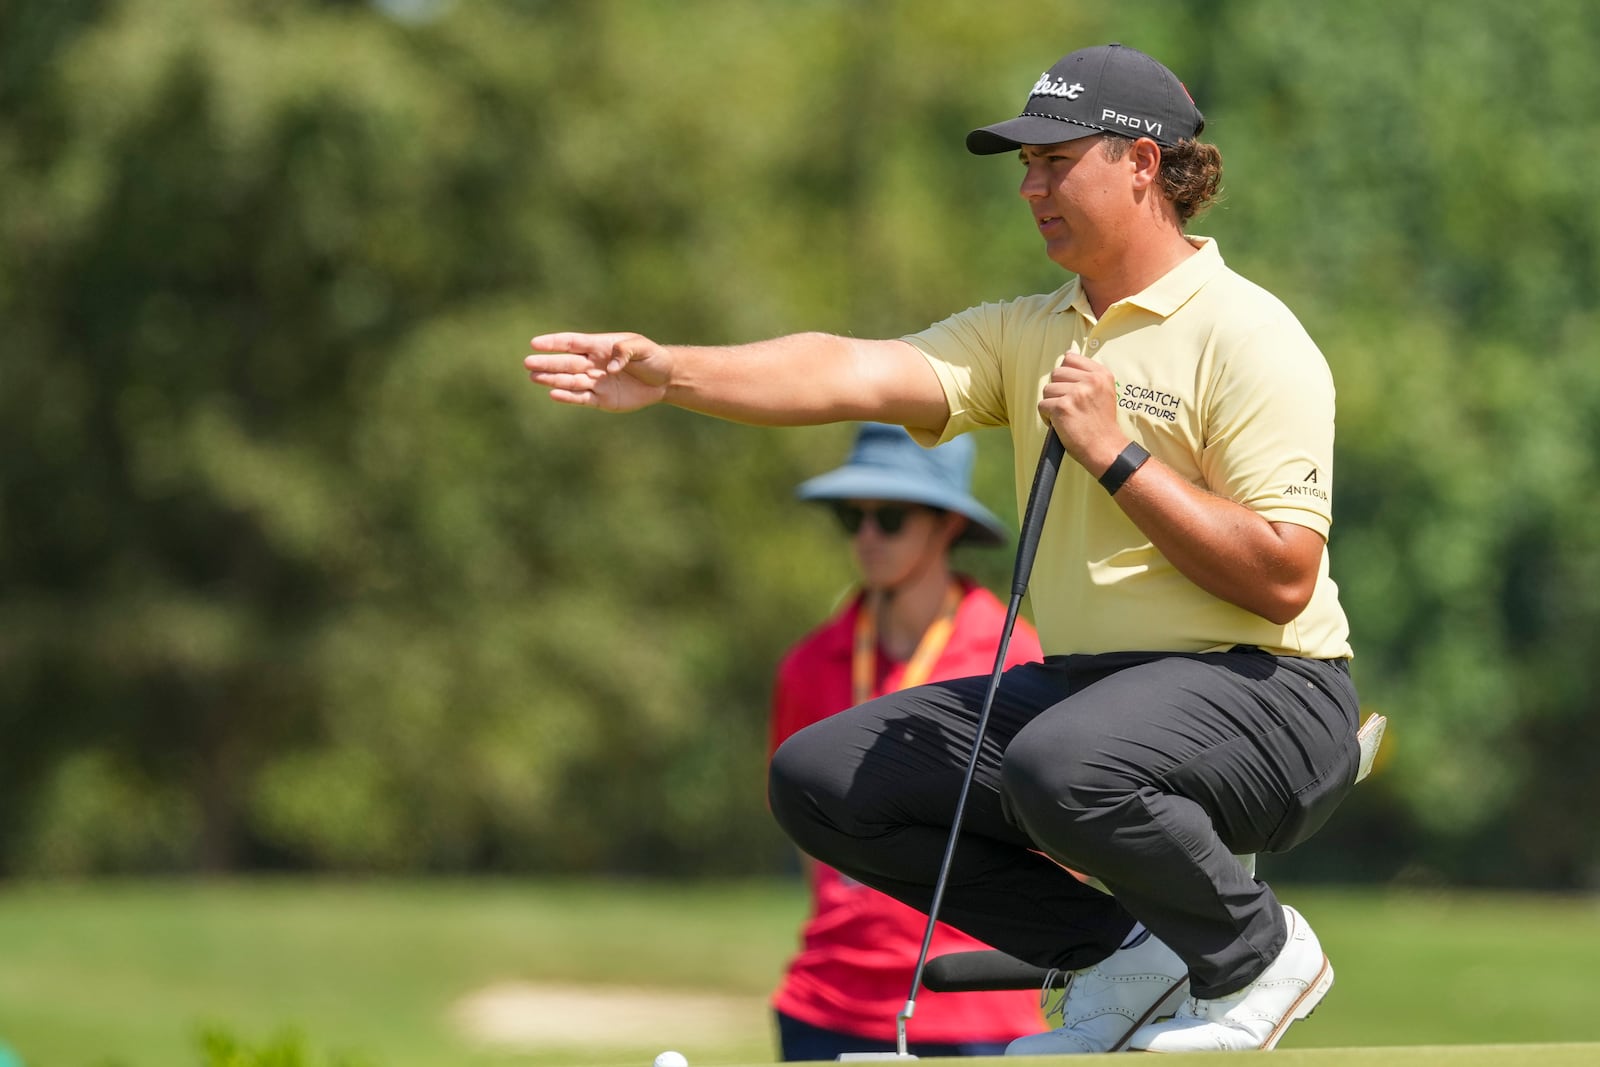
[1053,235,1225,321]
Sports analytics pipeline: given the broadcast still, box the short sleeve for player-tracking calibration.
[901,303,1013,445]
[1199,316,1336,536]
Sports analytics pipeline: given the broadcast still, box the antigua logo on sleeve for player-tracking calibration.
[1285,467,1330,502]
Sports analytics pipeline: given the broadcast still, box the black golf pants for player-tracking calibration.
[766,648,1360,997]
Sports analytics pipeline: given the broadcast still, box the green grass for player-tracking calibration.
[0,880,1596,1066]
[914,1048,1600,1067]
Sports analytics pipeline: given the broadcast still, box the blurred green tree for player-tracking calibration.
[1,0,1598,888]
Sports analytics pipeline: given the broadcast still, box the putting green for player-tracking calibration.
[750,1045,1600,1066]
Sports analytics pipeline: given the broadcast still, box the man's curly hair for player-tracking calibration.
[1101,135,1224,224]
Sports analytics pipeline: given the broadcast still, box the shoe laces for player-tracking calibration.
[1039,967,1069,1022]
[1039,961,1120,1024]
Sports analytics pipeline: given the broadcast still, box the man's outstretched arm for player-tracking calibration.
[525,330,950,433]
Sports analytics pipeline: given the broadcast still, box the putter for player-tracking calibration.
[839,429,1066,1062]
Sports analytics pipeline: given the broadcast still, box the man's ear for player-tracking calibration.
[942,512,971,549]
[1129,137,1163,191]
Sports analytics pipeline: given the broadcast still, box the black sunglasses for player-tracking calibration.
[830,503,931,536]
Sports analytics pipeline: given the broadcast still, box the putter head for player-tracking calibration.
[1355,712,1388,783]
[837,1056,917,1062]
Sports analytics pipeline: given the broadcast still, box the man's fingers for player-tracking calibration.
[1049,351,1113,389]
[1055,354,1095,372]
[527,368,601,393]
[530,331,619,353]
[524,352,601,374]
[529,369,611,408]
[545,386,603,407]
[526,330,663,413]
[1055,348,1099,375]
[530,331,644,372]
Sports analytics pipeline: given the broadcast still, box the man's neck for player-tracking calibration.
[875,566,958,662]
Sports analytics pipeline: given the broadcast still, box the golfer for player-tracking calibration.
[526,42,1359,1054]
[770,423,1045,1060]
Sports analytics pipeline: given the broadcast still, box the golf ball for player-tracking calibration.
[653,1054,688,1067]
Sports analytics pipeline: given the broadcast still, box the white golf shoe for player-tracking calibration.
[1004,932,1189,1055]
[1128,904,1334,1053]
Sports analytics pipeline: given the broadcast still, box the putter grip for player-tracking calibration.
[922,950,1060,993]
[1011,431,1066,597]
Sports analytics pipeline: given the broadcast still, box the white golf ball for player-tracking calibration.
[653,1053,688,1067]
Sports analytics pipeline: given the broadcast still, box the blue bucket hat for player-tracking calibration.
[795,423,1009,547]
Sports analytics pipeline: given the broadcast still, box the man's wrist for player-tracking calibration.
[1098,441,1151,495]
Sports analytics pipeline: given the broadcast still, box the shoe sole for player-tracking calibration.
[1259,954,1335,1050]
[1110,978,1191,1052]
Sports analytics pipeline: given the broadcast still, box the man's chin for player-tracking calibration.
[1043,241,1080,273]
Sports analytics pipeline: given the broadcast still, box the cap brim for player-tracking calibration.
[966,115,1102,155]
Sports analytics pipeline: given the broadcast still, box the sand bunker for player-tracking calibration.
[451,980,764,1050]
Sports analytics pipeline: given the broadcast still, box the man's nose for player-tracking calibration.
[1019,165,1047,200]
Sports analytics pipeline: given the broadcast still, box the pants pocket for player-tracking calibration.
[1263,738,1359,853]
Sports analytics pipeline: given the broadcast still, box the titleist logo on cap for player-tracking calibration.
[1031,74,1086,100]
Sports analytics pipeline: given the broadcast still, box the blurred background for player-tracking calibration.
[3,0,1599,1064]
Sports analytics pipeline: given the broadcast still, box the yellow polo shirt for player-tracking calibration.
[903,237,1352,659]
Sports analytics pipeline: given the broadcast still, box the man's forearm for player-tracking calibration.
[663,333,948,430]
[1109,459,1323,624]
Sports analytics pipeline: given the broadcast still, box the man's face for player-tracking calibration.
[1016,135,1133,274]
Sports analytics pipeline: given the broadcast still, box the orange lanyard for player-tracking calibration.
[852,580,963,706]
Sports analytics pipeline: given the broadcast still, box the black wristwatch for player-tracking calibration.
[1098,442,1151,496]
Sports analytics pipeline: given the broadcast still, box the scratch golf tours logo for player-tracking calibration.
[1118,379,1181,422]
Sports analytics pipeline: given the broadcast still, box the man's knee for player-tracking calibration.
[767,730,821,844]
[768,722,865,858]
[1002,731,1117,834]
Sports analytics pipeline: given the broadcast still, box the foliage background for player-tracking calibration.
[3,0,1599,888]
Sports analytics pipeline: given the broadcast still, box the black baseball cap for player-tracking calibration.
[967,43,1204,154]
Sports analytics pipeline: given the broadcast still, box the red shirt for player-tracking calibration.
[767,577,1045,1043]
